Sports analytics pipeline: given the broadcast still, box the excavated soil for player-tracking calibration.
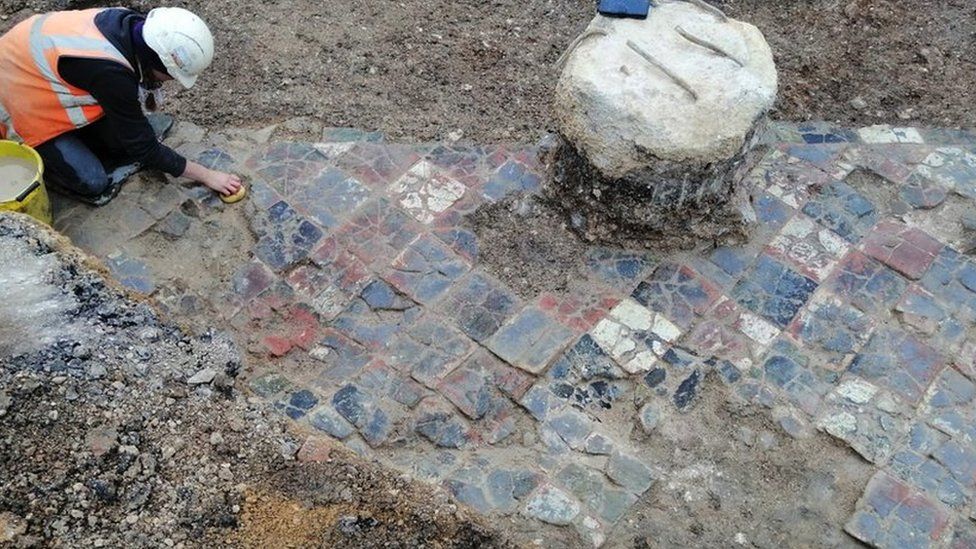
[467,193,592,299]
[2,0,974,141]
[232,465,508,549]
[542,141,758,252]
[720,0,976,130]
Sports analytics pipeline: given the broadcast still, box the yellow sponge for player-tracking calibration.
[220,185,247,204]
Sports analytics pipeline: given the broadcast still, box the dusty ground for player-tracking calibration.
[232,461,508,549]
[606,380,871,548]
[469,194,592,299]
[2,0,974,142]
[720,0,976,129]
[0,212,510,548]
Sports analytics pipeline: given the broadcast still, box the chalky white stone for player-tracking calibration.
[857,125,924,144]
[835,379,878,405]
[651,315,682,343]
[187,368,218,385]
[389,160,465,224]
[737,310,779,346]
[555,1,777,179]
[624,349,656,374]
[820,412,858,438]
[591,299,682,373]
[609,299,654,331]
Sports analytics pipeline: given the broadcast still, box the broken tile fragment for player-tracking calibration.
[389,160,466,224]
[524,485,581,526]
[487,307,574,374]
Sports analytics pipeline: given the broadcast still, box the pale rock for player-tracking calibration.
[0,512,26,542]
[623,350,656,374]
[737,311,779,346]
[820,412,857,437]
[857,125,924,144]
[651,315,682,343]
[308,346,332,362]
[638,401,661,433]
[608,299,654,331]
[555,2,777,179]
[187,368,218,385]
[835,379,878,405]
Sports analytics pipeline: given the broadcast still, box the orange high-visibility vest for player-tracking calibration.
[0,9,133,147]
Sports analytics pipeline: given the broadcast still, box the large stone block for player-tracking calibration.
[549,2,777,248]
[556,2,776,176]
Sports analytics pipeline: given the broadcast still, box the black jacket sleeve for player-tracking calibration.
[57,57,187,177]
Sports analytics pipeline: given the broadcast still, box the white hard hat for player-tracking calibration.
[142,7,215,89]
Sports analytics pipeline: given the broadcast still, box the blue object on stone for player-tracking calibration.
[732,255,818,328]
[717,360,741,384]
[415,405,470,449]
[597,0,650,18]
[519,384,558,421]
[445,479,491,513]
[483,161,542,201]
[710,246,749,277]
[606,451,655,494]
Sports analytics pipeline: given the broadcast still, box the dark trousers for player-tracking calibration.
[34,119,133,198]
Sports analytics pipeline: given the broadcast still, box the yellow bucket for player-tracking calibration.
[0,140,51,225]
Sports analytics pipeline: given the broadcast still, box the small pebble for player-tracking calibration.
[638,402,661,434]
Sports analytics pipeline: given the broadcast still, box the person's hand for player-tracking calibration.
[204,170,243,196]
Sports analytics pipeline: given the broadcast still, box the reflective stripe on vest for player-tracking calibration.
[0,102,21,142]
[29,15,94,127]
[0,9,133,146]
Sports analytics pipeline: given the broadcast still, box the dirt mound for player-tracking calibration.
[467,193,591,299]
[0,212,509,548]
[233,464,506,548]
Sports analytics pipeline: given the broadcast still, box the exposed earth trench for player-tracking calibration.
[1,0,974,141]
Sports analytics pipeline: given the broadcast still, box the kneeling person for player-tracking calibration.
[0,7,241,205]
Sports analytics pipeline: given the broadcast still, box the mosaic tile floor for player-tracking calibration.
[52,122,976,547]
